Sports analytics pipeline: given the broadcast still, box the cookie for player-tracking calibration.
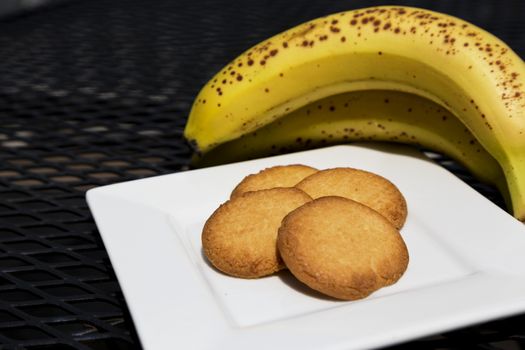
[277,196,409,300]
[230,164,318,198]
[295,167,407,229]
[202,187,312,278]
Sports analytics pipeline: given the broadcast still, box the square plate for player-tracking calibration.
[87,144,525,350]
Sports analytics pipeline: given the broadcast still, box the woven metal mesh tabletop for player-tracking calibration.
[0,0,523,349]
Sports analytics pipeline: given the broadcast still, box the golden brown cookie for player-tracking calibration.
[230,164,318,198]
[278,196,409,300]
[202,187,312,278]
[295,167,407,229]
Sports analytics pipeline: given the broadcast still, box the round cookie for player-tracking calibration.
[231,164,318,198]
[295,167,407,229]
[202,187,312,278]
[278,196,409,300]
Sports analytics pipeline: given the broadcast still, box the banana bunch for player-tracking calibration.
[195,90,504,186]
[184,6,525,221]
[195,90,510,208]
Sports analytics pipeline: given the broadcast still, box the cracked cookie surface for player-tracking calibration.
[202,187,312,278]
[277,196,409,300]
[231,164,318,198]
[295,167,407,229]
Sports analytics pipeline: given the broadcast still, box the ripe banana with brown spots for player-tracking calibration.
[184,6,525,221]
[195,90,509,205]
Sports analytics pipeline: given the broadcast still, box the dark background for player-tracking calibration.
[0,0,523,349]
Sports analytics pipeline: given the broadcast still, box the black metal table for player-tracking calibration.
[0,0,523,349]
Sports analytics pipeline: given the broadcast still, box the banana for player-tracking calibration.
[195,90,509,205]
[184,6,525,220]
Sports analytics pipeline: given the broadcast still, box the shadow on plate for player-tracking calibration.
[276,269,340,301]
[200,248,339,301]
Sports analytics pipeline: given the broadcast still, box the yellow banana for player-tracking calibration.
[195,90,509,205]
[184,6,525,220]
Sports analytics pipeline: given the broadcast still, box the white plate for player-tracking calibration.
[87,144,525,350]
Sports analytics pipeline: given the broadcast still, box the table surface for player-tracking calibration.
[0,0,523,349]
